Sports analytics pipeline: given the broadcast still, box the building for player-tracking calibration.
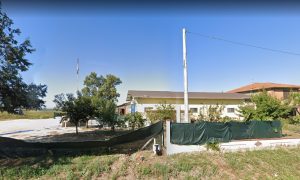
[123,90,250,121]
[227,82,300,100]
[117,102,130,115]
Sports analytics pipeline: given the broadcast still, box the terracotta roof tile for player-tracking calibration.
[227,82,300,93]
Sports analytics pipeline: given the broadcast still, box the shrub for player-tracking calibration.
[196,104,224,122]
[239,91,292,121]
[205,139,220,152]
[124,112,146,130]
[289,116,300,125]
[146,103,176,123]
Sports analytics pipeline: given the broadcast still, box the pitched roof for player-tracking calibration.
[126,90,250,101]
[227,82,300,93]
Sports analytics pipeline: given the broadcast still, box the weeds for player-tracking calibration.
[205,140,220,151]
[0,110,56,120]
[0,155,118,179]
[2,147,300,179]
[174,161,193,172]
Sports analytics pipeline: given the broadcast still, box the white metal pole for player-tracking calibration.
[182,28,189,123]
[76,58,79,92]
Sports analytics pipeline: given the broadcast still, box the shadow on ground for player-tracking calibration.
[0,135,155,158]
[0,121,163,159]
[22,128,133,142]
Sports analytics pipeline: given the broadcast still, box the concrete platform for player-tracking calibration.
[166,121,300,155]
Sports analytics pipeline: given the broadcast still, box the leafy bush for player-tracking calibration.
[205,139,220,152]
[196,104,224,122]
[124,112,146,130]
[289,116,300,125]
[220,116,234,122]
[239,91,292,121]
[146,103,175,122]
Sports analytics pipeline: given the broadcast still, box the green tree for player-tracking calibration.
[93,99,123,131]
[53,92,94,134]
[82,72,121,101]
[124,112,145,130]
[81,72,104,97]
[146,103,175,122]
[239,91,292,121]
[25,83,47,110]
[0,7,47,113]
[81,72,122,130]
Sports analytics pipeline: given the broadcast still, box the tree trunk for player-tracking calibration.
[111,125,115,132]
[75,123,78,135]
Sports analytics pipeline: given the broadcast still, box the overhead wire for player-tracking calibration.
[187,31,300,56]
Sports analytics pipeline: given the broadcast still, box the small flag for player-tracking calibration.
[76,59,79,75]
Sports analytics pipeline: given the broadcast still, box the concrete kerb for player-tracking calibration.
[166,121,300,155]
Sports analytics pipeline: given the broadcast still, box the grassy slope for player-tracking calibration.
[0,110,55,120]
[1,147,300,179]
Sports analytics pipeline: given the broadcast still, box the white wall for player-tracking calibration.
[134,102,242,120]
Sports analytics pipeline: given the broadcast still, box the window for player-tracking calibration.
[190,108,198,113]
[227,108,235,113]
[120,109,125,115]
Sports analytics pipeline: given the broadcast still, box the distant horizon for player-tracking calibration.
[3,2,300,108]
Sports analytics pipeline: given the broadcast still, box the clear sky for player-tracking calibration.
[3,2,300,108]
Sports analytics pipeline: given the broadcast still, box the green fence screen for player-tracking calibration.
[0,121,163,157]
[170,120,282,145]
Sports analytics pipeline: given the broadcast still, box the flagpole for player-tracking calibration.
[76,58,79,92]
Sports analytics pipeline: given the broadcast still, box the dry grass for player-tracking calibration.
[134,147,300,179]
[2,147,300,179]
[281,120,300,138]
[0,155,119,180]
[0,110,56,121]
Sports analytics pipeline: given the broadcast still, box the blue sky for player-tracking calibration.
[4,5,300,108]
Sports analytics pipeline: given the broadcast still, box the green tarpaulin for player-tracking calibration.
[0,121,163,157]
[171,120,281,145]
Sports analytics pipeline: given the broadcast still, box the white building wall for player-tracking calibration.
[134,102,242,120]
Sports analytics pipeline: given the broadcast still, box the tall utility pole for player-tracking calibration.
[182,28,189,123]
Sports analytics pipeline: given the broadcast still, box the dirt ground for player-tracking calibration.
[11,128,132,142]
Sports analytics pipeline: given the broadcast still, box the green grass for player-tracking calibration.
[2,148,300,179]
[135,147,300,179]
[0,110,57,120]
[0,122,299,179]
[0,155,119,180]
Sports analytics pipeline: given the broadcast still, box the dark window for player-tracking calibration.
[190,108,198,113]
[227,108,235,113]
[120,109,125,115]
